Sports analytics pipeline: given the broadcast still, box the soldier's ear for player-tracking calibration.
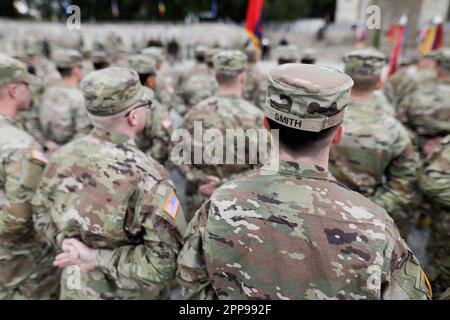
[332,125,345,145]
[7,84,18,99]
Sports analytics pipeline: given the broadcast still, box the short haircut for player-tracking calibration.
[138,73,155,85]
[349,74,380,92]
[267,118,340,155]
[215,73,240,86]
[301,58,316,65]
[278,59,297,65]
[93,62,110,70]
[57,67,72,78]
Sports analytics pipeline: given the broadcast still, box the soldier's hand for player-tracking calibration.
[199,175,221,197]
[54,238,97,272]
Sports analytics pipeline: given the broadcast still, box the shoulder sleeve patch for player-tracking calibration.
[163,191,180,219]
[31,149,48,165]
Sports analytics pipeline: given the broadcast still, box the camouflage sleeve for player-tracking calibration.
[372,136,419,216]
[72,100,92,140]
[176,201,217,300]
[147,103,173,164]
[94,181,187,289]
[1,147,45,238]
[381,219,432,300]
[418,136,450,208]
[31,162,65,249]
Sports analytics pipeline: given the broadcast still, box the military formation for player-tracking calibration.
[0,26,448,300]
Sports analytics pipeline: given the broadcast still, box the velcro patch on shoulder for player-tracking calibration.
[31,149,48,165]
[163,192,180,219]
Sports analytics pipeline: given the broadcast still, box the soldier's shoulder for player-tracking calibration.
[0,121,37,149]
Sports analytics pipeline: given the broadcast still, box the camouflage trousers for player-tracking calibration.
[425,207,450,299]
[0,243,60,300]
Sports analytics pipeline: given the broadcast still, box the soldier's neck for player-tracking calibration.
[62,76,80,88]
[350,90,373,100]
[219,85,242,97]
[278,148,330,171]
[0,101,18,118]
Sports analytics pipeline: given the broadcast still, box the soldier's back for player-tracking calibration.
[330,100,409,195]
[179,160,430,300]
[0,114,58,299]
[35,128,180,299]
[40,84,91,144]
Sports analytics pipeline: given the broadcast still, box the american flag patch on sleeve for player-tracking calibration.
[163,192,180,219]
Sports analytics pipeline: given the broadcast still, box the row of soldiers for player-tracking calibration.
[0,35,448,299]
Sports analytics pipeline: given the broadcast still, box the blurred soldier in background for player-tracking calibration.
[32,67,187,300]
[276,44,300,65]
[91,51,111,70]
[129,54,173,165]
[301,48,317,64]
[242,44,265,110]
[0,53,59,299]
[39,49,92,155]
[419,135,450,298]
[330,49,420,238]
[175,50,264,220]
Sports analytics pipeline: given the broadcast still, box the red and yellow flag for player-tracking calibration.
[246,0,265,48]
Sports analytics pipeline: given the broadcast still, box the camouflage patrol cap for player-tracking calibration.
[432,48,450,70]
[244,45,258,62]
[302,48,317,61]
[80,67,153,117]
[213,50,247,76]
[141,47,164,62]
[194,45,208,60]
[265,64,354,132]
[53,49,83,69]
[277,45,300,63]
[344,48,386,76]
[129,54,157,75]
[0,52,39,86]
[205,48,220,64]
[91,51,110,64]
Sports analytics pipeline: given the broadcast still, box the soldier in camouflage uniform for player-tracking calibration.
[301,48,317,64]
[419,135,450,298]
[32,67,187,300]
[402,49,450,155]
[91,51,111,71]
[383,53,437,122]
[0,53,59,299]
[129,54,173,165]
[276,44,300,65]
[178,46,219,116]
[175,50,264,221]
[176,63,431,300]
[329,49,420,238]
[39,49,92,154]
[242,44,265,110]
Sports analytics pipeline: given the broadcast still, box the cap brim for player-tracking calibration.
[24,73,41,87]
[138,86,155,104]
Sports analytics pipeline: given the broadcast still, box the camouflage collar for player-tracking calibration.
[0,113,20,128]
[261,159,336,182]
[217,92,241,100]
[91,128,136,146]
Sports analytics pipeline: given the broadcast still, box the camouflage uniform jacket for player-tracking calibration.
[136,99,173,165]
[242,63,265,110]
[0,114,58,299]
[418,135,450,294]
[175,93,265,217]
[32,128,187,300]
[176,160,431,300]
[383,67,437,123]
[373,90,396,117]
[39,83,92,145]
[329,98,419,216]
[179,73,219,112]
[403,78,450,145]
